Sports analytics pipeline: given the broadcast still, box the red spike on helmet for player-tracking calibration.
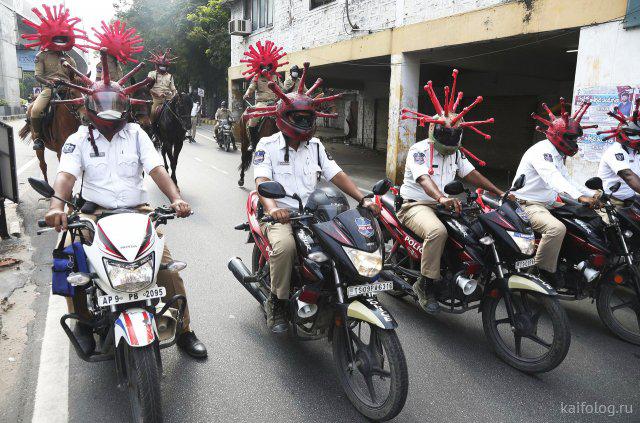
[532,97,595,157]
[21,4,90,52]
[240,40,289,82]
[244,62,340,142]
[596,98,640,150]
[148,48,178,67]
[401,69,493,175]
[87,20,144,63]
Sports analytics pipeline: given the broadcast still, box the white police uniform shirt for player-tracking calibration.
[598,142,639,200]
[57,123,164,209]
[253,132,342,209]
[513,139,591,205]
[399,140,475,202]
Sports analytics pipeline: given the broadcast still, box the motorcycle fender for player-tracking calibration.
[114,308,157,348]
[347,298,397,330]
[507,273,557,296]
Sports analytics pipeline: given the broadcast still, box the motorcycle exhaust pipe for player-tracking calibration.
[576,261,600,284]
[456,275,478,296]
[296,299,317,319]
[227,257,268,305]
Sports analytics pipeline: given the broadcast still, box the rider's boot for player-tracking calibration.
[538,268,565,289]
[413,276,440,314]
[73,322,96,355]
[248,126,259,151]
[31,117,45,150]
[265,294,288,334]
[177,330,208,359]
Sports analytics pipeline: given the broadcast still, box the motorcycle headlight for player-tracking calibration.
[506,231,536,255]
[103,253,154,293]
[342,246,382,277]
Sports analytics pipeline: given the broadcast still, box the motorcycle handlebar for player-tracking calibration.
[261,212,313,224]
[38,219,47,228]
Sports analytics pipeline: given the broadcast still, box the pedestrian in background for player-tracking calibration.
[188,97,201,143]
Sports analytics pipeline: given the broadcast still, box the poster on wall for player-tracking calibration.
[573,85,639,162]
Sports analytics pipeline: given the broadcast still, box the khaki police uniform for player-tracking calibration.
[57,123,191,327]
[214,107,230,136]
[31,51,77,138]
[398,140,475,279]
[148,70,177,119]
[244,74,281,127]
[513,139,593,272]
[96,55,124,82]
[253,132,342,299]
[283,77,307,94]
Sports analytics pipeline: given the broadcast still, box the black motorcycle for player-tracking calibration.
[216,118,236,152]
[228,179,408,421]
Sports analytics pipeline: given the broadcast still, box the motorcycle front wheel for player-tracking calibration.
[482,290,571,373]
[332,320,408,421]
[124,343,163,423]
[596,280,640,345]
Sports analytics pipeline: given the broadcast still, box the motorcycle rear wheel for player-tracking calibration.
[482,290,571,373]
[332,321,408,421]
[125,343,163,423]
[596,281,640,345]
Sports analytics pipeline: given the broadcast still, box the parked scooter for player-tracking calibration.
[376,176,571,373]
[229,179,408,421]
[29,178,187,423]
[216,118,236,152]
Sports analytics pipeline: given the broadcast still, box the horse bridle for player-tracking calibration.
[163,95,191,132]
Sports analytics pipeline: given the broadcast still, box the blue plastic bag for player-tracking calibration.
[51,242,89,297]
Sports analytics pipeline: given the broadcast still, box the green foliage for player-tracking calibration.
[19,72,37,99]
[0,98,8,106]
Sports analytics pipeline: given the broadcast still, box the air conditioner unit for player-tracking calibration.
[229,19,251,36]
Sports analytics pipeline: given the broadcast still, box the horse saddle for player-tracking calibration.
[42,88,76,141]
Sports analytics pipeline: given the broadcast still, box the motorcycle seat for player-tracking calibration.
[97,208,138,219]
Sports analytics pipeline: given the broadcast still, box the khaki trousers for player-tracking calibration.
[521,202,566,273]
[190,117,197,138]
[247,101,269,127]
[31,88,52,118]
[62,205,190,329]
[261,222,296,300]
[397,202,447,280]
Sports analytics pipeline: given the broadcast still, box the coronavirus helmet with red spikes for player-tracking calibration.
[531,98,596,157]
[244,62,341,144]
[49,48,152,140]
[87,20,144,63]
[597,99,640,151]
[240,40,288,81]
[401,69,493,175]
[21,4,90,52]
[149,48,178,73]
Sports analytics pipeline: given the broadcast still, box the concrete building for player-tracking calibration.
[226,0,640,184]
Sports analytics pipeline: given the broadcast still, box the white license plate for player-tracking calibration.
[98,286,166,307]
[515,258,536,270]
[347,281,393,298]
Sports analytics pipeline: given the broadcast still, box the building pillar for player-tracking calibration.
[386,52,419,183]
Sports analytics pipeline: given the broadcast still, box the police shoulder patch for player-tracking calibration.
[543,153,553,162]
[326,151,334,161]
[62,143,76,154]
[615,153,625,161]
[253,150,266,165]
[413,151,426,165]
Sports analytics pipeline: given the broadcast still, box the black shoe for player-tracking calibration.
[265,294,288,334]
[73,322,95,356]
[538,268,565,289]
[32,138,45,150]
[413,277,440,314]
[177,331,208,359]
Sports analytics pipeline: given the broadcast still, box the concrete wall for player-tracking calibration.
[568,20,640,185]
[0,5,20,108]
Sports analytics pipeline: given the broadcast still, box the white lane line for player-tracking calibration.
[194,157,203,163]
[197,133,215,142]
[17,158,37,176]
[32,294,69,423]
[193,155,228,175]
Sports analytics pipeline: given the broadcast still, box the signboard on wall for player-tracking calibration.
[573,85,639,162]
[16,49,37,72]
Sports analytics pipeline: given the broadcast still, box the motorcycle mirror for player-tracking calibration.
[444,181,464,196]
[585,176,604,191]
[511,174,526,191]
[28,177,55,198]
[609,181,621,194]
[372,179,393,196]
[258,181,287,199]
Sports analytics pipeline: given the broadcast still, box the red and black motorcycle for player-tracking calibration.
[375,176,571,373]
[228,179,408,422]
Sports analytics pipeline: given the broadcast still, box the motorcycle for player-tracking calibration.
[376,175,571,373]
[228,179,408,421]
[29,178,187,423]
[216,118,236,152]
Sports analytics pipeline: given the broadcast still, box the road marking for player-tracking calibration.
[193,156,228,175]
[17,158,37,176]
[194,157,203,163]
[32,294,69,423]
[197,133,215,142]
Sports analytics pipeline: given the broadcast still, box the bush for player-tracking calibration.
[0,98,8,106]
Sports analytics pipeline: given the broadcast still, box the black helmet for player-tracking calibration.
[290,65,301,78]
[221,101,227,107]
[305,187,350,222]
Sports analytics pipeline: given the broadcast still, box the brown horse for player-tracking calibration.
[236,116,278,187]
[19,87,83,182]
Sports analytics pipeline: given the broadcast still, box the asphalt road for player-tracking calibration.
[5,122,640,423]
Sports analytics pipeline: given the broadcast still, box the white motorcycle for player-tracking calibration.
[30,178,187,423]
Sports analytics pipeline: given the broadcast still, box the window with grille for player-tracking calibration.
[244,0,274,30]
[310,0,335,10]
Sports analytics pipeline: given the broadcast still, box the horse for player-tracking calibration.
[236,114,278,187]
[156,92,193,185]
[19,86,83,182]
[128,76,154,141]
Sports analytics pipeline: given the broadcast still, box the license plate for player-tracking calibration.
[98,286,166,307]
[515,258,536,270]
[347,281,393,298]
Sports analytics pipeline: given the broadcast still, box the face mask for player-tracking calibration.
[291,72,299,78]
[98,110,123,120]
